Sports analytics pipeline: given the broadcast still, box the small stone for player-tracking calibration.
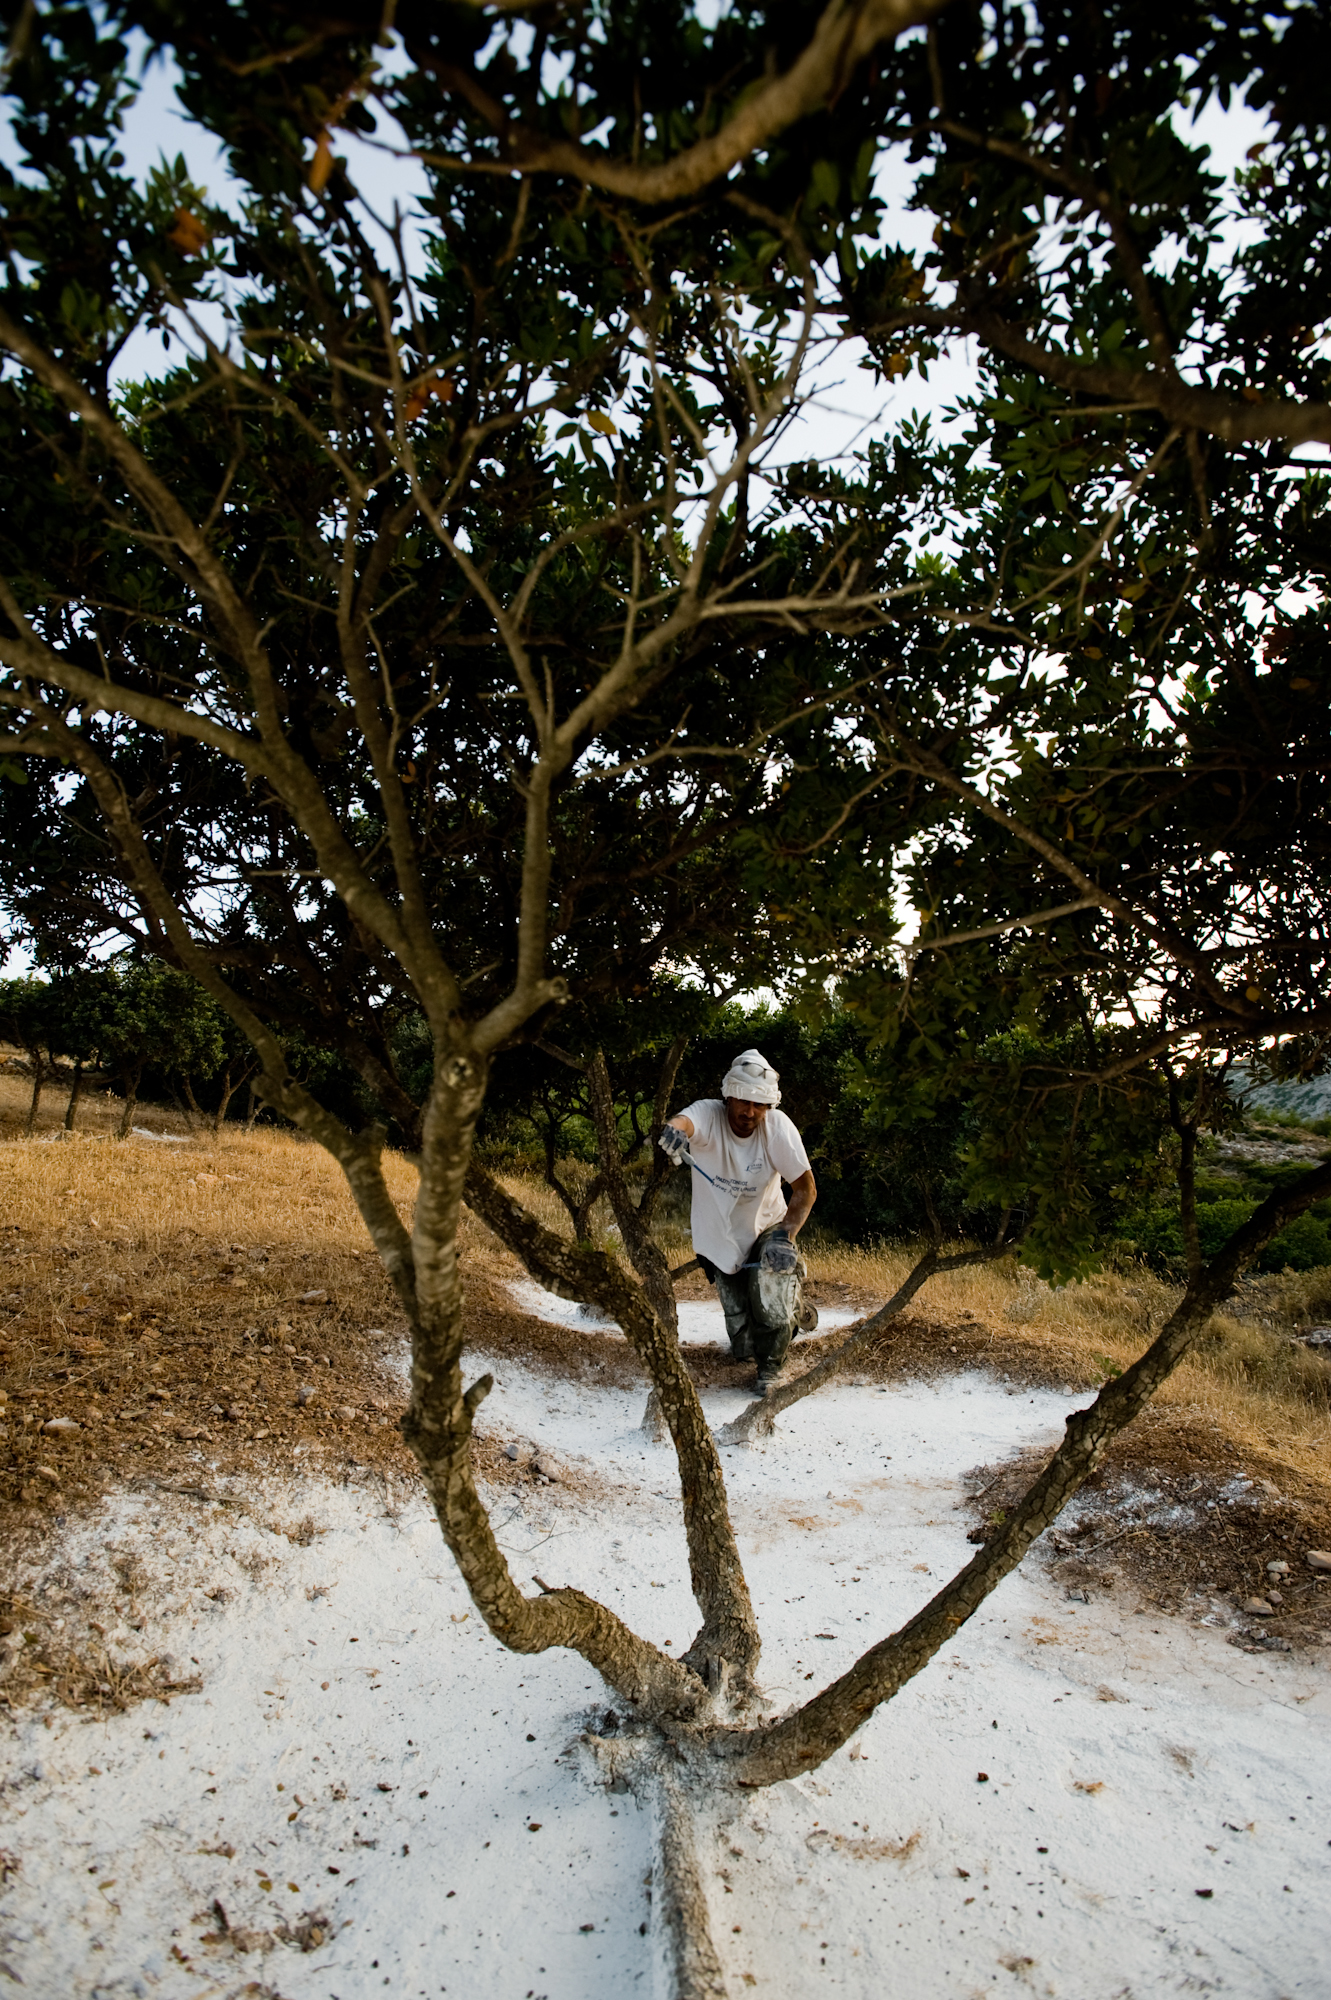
[296,1385,316,1407]
[531,1456,559,1482]
[296,1290,328,1305]
[1242,1597,1274,1616]
[42,1416,79,1435]
[33,1463,61,1483]
[1266,1561,1290,1576]
[1306,1550,1331,1573]
[504,1444,521,1461]
[337,1406,357,1420]
[1267,1590,1283,1606]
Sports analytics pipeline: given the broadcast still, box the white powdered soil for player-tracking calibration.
[1,1290,1327,1998]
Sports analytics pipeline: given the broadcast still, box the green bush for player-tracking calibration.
[1196,1199,1258,1257]
[1257,1212,1331,1273]
[1114,1197,1331,1276]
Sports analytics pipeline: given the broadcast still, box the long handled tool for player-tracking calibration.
[677,1140,718,1187]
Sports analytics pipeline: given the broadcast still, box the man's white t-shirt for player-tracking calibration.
[678,1099,812,1276]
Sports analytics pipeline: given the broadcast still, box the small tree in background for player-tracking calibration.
[94,960,225,1139]
[0,975,61,1134]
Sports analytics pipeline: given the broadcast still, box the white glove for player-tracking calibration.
[657,1125,689,1163]
[760,1229,798,1274]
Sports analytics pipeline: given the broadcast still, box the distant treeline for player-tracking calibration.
[5,969,1328,1275]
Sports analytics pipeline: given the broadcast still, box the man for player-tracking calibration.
[658,1048,818,1393]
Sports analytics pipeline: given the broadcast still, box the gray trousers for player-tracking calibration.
[712,1227,808,1371]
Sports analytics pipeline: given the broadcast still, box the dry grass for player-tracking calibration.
[0,1066,423,1528]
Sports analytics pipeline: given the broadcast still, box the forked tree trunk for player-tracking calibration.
[540,1115,606,1240]
[213,1056,257,1136]
[24,1056,45,1136]
[116,1061,143,1141]
[461,1158,763,1690]
[63,1060,84,1132]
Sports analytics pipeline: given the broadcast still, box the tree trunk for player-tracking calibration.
[636,1033,691,1230]
[463,1159,762,1691]
[63,1061,84,1133]
[213,1057,256,1137]
[245,1079,259,1130]
[651,1766,729,1999]
[116,1062,143,1141]
[585,1049,680,1336]
[24,1057,45,1137]
[400,1053,711,1720]
[541,1110,606,1238]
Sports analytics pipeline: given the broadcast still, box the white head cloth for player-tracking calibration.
[721,1048,781,1106]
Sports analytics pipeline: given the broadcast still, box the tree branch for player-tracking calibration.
[409,0,952,205]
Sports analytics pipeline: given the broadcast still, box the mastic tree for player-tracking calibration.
[91,957,226,1136]
[0,974,64,1132]
[0,3,1329,1988]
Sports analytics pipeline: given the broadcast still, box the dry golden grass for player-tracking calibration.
[0,1068,426,1528]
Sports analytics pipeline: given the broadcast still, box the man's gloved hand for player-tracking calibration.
[760,1228,798,1274]
[657,1124,689,1163]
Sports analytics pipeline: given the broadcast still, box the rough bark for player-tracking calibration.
[115,1061,143,1141]
[709,1158,1331,1784]
[464,1159,762,1690]
[651,1764,729,2000]
[63,1060,84,1132]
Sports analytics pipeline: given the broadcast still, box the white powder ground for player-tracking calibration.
[2,1295,1328,1999]
[505,1279,861,1347]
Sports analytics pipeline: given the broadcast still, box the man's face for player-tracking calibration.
[725,1096,767,1138]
